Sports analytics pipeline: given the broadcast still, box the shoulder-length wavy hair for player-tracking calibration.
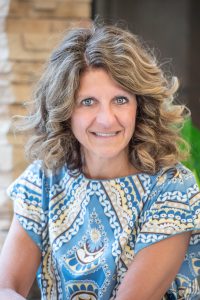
[18,22,189,174]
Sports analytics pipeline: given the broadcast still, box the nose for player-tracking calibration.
[95,103,116,127]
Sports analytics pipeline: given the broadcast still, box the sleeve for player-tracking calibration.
[135,164,200,254]
[7,161,48,251]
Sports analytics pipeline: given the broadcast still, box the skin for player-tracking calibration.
[0,216,41,299]
[71,68,138,179]
[0,67,192,299]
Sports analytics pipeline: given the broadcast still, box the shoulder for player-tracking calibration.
[7,161,74,197]
[142,163,200,213]
[7,161,44,195]
[21,160,44,184]
[155,163,198,191]
[20,160,73,183]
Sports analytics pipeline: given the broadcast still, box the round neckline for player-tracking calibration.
[79,170,149,183]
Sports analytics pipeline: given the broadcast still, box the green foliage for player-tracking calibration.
[182,118,200,186]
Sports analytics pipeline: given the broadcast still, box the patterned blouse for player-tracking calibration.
[7,161,200,300]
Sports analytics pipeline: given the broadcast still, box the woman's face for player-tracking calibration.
[71,68,137,168]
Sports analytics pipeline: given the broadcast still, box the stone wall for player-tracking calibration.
[0,0,91,251]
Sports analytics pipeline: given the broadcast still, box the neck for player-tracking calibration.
[82,156,138,180]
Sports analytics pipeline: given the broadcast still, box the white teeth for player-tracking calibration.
[94,132,118,137]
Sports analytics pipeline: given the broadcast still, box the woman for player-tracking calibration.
[0,23,199,300]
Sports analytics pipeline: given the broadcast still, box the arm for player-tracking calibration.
[116,231,191,300]
[0,216,41,300]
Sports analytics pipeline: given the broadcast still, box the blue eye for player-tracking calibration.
[115,96,128,105]
[81,98,94,106]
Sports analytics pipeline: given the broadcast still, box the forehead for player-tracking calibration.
[76,68,131,97]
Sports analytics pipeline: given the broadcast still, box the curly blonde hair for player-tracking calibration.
[19,22,189,174]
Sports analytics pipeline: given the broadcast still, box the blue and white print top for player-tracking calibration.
[7,161,200,300]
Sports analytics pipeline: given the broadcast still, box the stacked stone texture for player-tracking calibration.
[0,0,91,251]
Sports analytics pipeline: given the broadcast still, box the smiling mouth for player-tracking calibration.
[92,131,120,137]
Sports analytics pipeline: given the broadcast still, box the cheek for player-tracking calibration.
[71,112,88,137]
[124,109,137,132]
[70,113,79,137]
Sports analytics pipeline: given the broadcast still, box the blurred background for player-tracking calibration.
[0,0,199,298]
